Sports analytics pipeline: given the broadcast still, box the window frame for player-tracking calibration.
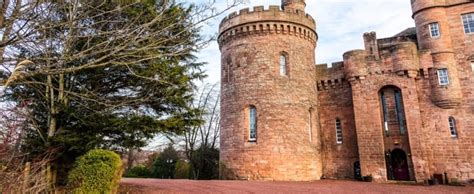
[248,106,257,142]
[461,12,474,34]
[428,22,440,38]
[437,68,450,86]
[448,117,458,138]
[279,53,288,76]
[335,118,343,144]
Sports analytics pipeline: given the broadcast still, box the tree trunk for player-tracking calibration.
[47,74,56,138]
[127,149,134,171]
[22,162,31,193]
[0,0,9,28]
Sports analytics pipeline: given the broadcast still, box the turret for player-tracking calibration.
[282,0,306,12]
[391,42,419,78]
[218,3,321,181]
[363,32,380,60]
[343,50,368,82]
[411,0,465,109]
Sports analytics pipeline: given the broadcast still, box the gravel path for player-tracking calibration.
[119,178,473,194]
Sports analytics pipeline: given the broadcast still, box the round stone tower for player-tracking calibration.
[218,0,322,181]
[282,0,306,11]
[411,0,464,109]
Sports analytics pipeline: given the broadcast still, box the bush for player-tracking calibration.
[151,145,178,179]
[190,146,219,180]
[68,149,123,193]
[124,165,151,178]
[174,160,190,179]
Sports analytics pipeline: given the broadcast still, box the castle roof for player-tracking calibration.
[393,27,416,38]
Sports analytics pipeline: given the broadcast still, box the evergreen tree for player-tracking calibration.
[0,0,241,185]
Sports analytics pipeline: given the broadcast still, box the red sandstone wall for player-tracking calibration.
[219,5,322,181]
[316,66,359,179]
[219,0,474,183]
[414,3,474,182]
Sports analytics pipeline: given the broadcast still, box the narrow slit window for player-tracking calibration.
[429,23,440,38]
[335,119,343,144]
[448,117,458,138]
[462,13,474,34]
[437,68,449,86]
[280,54,287,76]
[249,106,257,141]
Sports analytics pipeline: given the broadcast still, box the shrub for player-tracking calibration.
[190,146,219,180]
[124,165,151,178]
[68,149,123,193]
[151,157,176,179]
[174,160,190,179]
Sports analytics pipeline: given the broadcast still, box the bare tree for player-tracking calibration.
[0,100,53,193]
[179,83,220,179]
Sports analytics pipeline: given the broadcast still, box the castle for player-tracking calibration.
[218,0,474,183]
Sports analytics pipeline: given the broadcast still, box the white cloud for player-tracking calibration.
[194,0,415,84]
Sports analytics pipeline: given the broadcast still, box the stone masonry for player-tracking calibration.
[219,0,474,183]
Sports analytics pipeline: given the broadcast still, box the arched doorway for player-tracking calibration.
[390,149,409,181]
[379,86,414,181]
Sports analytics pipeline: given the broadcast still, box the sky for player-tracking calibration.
[193,0,415,84]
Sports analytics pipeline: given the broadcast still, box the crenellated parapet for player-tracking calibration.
[218,5,317,49]
[316,62,348,91]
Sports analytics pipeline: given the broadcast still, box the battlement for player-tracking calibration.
[220,5,315,28]
[219,5,315,36]
[315,37,433,89]
[316,62,348,91]
[411,0,472,16]
[218,5,317,48]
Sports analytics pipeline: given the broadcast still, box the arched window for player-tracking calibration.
[448,117,458,138]
[279,53,287,76]
[471,60,474,72]
[335,118,343,144]
[249,106,257,141]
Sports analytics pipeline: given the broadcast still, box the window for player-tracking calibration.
[437,69,449,86]
[429,23,440,38]
[448,117,458,138]
[394,90,406,135]
[249,106,257,141]
[471,61,474,72]
[280,54,287,76]
[462,13,474,34]
[335,119,343,144]
[380,92,390,136]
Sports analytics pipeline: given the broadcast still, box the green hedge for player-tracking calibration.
[68,149,123,193]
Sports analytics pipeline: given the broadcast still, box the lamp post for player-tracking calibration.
[166,159,174,179]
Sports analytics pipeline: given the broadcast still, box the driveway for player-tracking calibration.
[120,178,473,194]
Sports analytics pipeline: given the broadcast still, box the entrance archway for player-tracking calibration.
[379,86,414,181]
[390,149,409,181]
